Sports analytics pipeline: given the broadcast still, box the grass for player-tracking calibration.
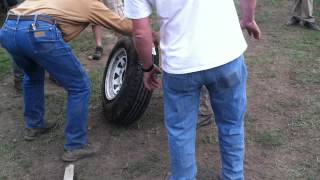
[0,144,18,179]
[89,69,104,105]
[0,143,17,160]
[69,31,96,53]
[289,97,320,130]
[0,48,11,80]
[289,55,320,85]
[44,92,67,139]
[255,130,284,148]
[244,1,320,175]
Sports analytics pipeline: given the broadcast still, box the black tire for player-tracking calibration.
[101,37,153,126]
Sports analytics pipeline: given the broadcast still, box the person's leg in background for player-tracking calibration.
[12,58,24,91]
[163,72,203,179]
[88,25,104,60]
[287,0,320,31]
[301,0,320,30]
[207,55,247,180]
[287,0,302,26]
[88,0,125,61]
[198,86,214,128]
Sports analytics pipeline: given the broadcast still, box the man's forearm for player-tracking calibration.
[132,18,153,69]
[240,0,257,22]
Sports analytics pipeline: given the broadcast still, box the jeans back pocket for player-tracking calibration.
[28,24,59,54]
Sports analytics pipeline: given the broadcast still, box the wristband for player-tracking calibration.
[141,64,154,72]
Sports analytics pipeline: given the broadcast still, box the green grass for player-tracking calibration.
[283,32,320,53]
[69,31,96,53]
[0,48,11,80]
[255,130,284,148]
[0,143,17,161]
[0,176,8,180]
[44,92,67,137]
[289,57,320,86]
[289,96,320,131]
[89,69,104,105]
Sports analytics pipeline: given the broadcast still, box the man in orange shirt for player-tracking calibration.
[0,0,132,162]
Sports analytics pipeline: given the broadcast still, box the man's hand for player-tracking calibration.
[240,20,261,40]
[240,0,261,40]
[143,65,161,91]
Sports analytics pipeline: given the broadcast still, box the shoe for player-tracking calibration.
[24,122,57,141]
[88,46,103,60]
[62,144,99,162]
[286,17,300,26]
[303,22,320,31]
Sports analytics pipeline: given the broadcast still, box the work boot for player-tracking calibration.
[88,46,103,60]
[62,144,99,162]
[286,16,300,26]
[303,21,320,31]
[24,122,57,141]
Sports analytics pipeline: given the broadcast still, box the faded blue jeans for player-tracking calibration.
[0,17,91,150]
[163,55,247,180]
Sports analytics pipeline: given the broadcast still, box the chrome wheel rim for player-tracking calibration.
[105,48,127,100]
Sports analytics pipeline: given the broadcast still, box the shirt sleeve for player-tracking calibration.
[88,1,133,36]
[124,0,153,19]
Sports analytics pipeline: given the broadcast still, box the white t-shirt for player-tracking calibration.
[124,0,247,74]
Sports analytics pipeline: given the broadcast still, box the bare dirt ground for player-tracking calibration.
[0,0,320,179]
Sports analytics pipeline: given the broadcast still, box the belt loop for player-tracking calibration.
[4,14,9,23]
[15,15,21,28]
[31,14,39,30]
[33,14,39,24]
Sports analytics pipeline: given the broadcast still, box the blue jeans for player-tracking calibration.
[163,55,247,180]
[0,17,91,150]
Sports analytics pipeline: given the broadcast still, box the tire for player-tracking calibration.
[101,37,153,126]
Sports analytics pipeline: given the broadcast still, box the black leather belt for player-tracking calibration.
[7,14,56,25]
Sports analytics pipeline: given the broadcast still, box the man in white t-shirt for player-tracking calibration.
[124,0,260,179]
